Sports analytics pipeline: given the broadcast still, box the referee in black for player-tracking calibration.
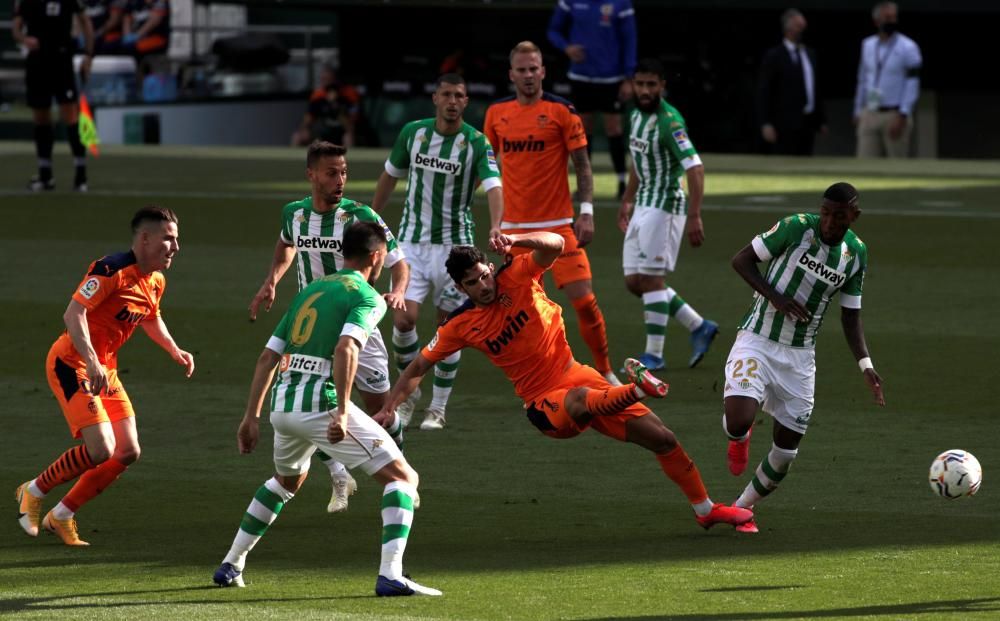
[12,0,94,191]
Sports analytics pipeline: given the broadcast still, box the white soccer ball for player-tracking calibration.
[929,450,982,499]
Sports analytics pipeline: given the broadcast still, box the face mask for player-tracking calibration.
[879,21,898,35]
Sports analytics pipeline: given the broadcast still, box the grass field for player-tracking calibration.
[1,142,999,620]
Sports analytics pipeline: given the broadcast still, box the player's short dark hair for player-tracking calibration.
[131,205,177,234]
[342,221,387,260]
[446,245,488,284]
[634,58,666,80]
[780,8,804,32]
[436,73,466,89]
[823,182,860,207]
[306,140,347,169]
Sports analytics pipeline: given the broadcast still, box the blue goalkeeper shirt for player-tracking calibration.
[547,0,637,83]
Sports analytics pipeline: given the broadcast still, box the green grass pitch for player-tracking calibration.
[1,142,998,620]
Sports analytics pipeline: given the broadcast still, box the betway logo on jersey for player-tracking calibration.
[297,236,342,251]
[485,310,530,354]
[413,152,462,175]
[629,137,649,154]
[798,254,846,287]
[279,353,331,376]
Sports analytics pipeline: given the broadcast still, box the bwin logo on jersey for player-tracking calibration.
[413,152,462,175]
[798,254,846,287]
[629,137,649,154]
[297,236,342,251]
[485,310,530,354]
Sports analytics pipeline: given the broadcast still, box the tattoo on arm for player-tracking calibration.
[570,148,593,203]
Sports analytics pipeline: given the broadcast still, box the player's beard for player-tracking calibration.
[636,94,660,113]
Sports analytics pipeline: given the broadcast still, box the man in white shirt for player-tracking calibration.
[853,1,922,158]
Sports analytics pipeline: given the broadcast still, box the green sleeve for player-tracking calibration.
[474,133,501,182]
[841,245,867,298]
[271,310,291,341]
[354,205,399,254]
[662,112,698,161]
[757,214,807,259]
[387,123,413,171]
[280,204,294,244]
[344,290,385,336]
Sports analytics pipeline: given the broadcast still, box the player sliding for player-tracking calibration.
[721,182,885,533]
[376,232,753,530]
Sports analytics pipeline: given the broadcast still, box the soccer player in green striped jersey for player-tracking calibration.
[721,183,885,534]
[248,142,409,514]
[372,73,504,432]
[214,222,440,597]
[617,59,719,372]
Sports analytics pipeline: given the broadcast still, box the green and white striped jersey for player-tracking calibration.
[627,99,702,214]
[739,213,867,348]
[280,196,403,291]
[267,270,387,413]
[384,118,502,245]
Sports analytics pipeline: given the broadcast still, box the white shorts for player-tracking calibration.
[723,330,816,435]
[623,207,686,276]
[271,401,402,476]
[398,241,467,312]
[356,329,390,394]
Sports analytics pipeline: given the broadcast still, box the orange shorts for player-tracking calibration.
[523,362,650,441]
[45,345,134,439]
[504,223,592,288]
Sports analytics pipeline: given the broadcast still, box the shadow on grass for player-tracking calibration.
[0,586,371,613]
[698,585,806,593]
[582,596,1000,620]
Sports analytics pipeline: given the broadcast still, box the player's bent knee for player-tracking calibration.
[372,459,418,487]
[564,387,590,419]
[276,472,307,493]
[115,444,141,465]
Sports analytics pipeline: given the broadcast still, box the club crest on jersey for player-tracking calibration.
[797,253,847,287]
[79,277,100,299]
[498,293,513,308]
[629,137,649,154]
[536,114,550,128]
[672,129,692,151]
[338,211,352,223]
[762,222,780,238]
[413,152,462,175]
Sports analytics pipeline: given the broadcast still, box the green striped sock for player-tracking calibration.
[642,290,670,358]
[392,327,420,373]
[735,445,798,509]
[379,481,416,580]
[430,351,460,411]
[223,478,295,571]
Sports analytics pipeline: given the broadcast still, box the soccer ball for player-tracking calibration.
[929,450,982,499]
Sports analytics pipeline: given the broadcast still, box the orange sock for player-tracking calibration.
[656,445,709,505]
[584,384,640,416]
[571,293,611,375]
[61,458,128,512]
[35,445,96,494]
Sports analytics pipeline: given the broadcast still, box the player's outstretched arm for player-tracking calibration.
[249,239,295,321]
[330,335,362,444]
[841,307,885,406]
[141,315,195,377]
[371,171,399,213]
[239,347,281,454]
[375,353,435,427]
[384,260,410,311]
[502,231,565,269]
[486,186,504,244]
[63,300,107,395]
[570,147,595,247]
[732,245,811,323]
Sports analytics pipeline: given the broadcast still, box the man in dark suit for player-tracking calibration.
[756,9,826,155]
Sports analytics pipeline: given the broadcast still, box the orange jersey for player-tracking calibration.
[51,250,164,368]
[422,253,575,403]
[483,94,587,225]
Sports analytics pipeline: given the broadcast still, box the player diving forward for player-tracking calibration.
[376,232,754,531]
[215,221,440,597]
[248,141,408,514]
[722,182,885,533]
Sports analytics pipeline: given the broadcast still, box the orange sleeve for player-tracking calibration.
[561,104,588,152]
[151,273,165,318]
[421,319,468,363]
[483,106,498,159]
[502,253,547,286]
[71,268,120,311]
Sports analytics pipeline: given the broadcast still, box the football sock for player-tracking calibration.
[34,124,54,180]
[385,411,404,447]
[61,457,128,514]
[392,327,419,374]
[735,443,798,509]
[584,384,642,416]
[314,452,347,479]
[656,444,710,508]
[722,413,751,441]
[35,445,97,494]
[67,122,86,158]
[665,288,703,332]
[430,351,460,411]
[379,481,417,581]
[642,290,670,358]
[223,478,295,572]
[571,293,612,376]
[608,134,626,176]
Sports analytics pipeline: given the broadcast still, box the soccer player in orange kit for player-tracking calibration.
[375,231,753,530]
[15,206,194,546]
[484,40,619,385]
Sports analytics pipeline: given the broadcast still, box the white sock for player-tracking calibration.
[28,479,46,498]
[642,290,669,358]
[430,351,460,411]
[392,327,419,373]
[735,443,798,509]
[692,498,714,516]
[664,287,703,332]
[223,478,295,571]
[52,501,74,520]
[379,481,417,580]
[326,460,348,479]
